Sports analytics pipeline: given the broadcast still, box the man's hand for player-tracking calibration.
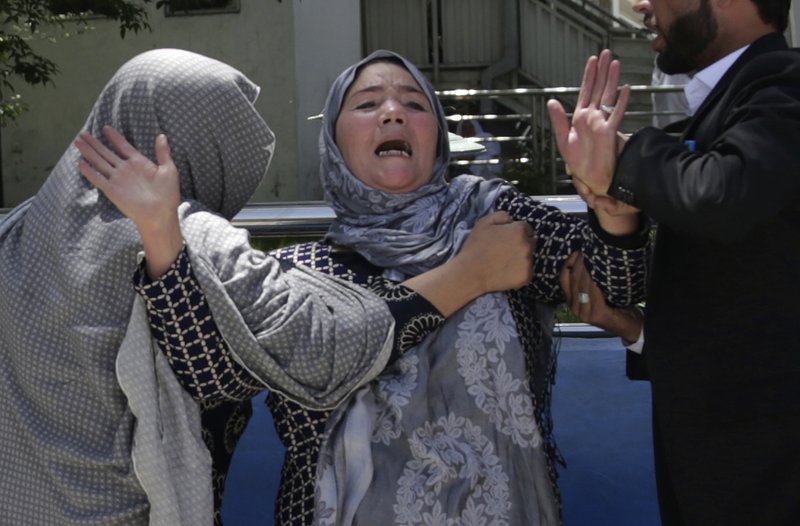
[547,49,630,197]
[560,252,643,344]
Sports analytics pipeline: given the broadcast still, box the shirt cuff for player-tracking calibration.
[133,246,191,312]
[624,325,645,354]
[370,281,445,357]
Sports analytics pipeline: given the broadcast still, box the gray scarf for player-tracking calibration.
[320,49,507,278]
[315,51,560,526]
[0,48,395,526]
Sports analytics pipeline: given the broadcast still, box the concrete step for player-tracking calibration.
[607,32,661,131]
[611,36,654,64]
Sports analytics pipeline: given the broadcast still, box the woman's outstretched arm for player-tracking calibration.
[76,126,537,315]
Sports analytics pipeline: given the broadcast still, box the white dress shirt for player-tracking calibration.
[684,46,749,115]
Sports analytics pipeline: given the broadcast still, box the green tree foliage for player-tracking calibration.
[0,0,154,125]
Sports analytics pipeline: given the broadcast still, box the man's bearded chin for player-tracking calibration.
[656,48,696,75]
[655,0,717,75]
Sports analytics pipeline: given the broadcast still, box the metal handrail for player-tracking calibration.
[438,84,685,106]
[230,196,589,236]
[438,84,686,191]
[0,196,589,233]
[0,197,613,338]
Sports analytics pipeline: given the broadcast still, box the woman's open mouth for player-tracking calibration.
[376,140,411,158]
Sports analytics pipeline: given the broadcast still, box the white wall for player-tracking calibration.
[292,0,362,200]
[1,0,362,206]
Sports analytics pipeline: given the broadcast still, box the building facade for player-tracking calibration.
[1,0,360,206]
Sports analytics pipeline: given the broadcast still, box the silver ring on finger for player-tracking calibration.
[578,292,590,304]
[600,104,615,116]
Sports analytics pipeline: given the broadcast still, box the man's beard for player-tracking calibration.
[656,0,718,74]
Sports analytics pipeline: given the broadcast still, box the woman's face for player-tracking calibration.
[335,62,439,194]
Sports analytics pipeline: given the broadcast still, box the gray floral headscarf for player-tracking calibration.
[320,49,509,278]
[314,50,560,526]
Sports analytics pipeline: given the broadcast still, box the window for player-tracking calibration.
[164,0,240,16]
[48,0,122,18]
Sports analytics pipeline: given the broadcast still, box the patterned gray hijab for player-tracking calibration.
[320,50,508,277]
[314,51,561,526]
[0,49,395,526]
[0,48,272,526]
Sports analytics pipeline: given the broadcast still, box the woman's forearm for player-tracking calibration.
[593,207,640,236]
[402,257,486,317]
[137,212,184,279]
[403,211,535,316]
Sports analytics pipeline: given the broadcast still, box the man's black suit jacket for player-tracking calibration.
[611,33,800,525]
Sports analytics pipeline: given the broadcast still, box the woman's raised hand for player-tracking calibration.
[76,125,184,278]
[76,125,180,230]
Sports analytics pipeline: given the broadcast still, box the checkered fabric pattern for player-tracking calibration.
[136,250,264,402]
[137,188,648,525]
[136,242,445,526]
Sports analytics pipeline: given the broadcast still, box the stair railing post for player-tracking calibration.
[431,0,440,84]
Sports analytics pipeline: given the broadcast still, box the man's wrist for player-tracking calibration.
[621,307,645,353]
[624,326,645,353]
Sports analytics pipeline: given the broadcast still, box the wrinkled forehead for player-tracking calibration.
[329,53,439,121]
[344,60,427,103]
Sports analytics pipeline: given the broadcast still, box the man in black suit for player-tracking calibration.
[549,0,800,524]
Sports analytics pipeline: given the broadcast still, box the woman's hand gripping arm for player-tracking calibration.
[403,211,535,316]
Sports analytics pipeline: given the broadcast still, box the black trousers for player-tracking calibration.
[651,401,800,526]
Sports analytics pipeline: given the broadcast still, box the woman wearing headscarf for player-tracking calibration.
[73,49,539,526]
[310,51,649,526]
[78,50,649,525]
[0,48,528,526]
[0,48,283,526]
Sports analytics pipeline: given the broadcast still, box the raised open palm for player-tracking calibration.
[76,125,180,230]
[547,49,630,197]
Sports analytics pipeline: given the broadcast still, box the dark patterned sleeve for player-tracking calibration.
[369,279,446,359]
[134,247,264,402]
[134,247,445,401]
[495,189,650,307]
